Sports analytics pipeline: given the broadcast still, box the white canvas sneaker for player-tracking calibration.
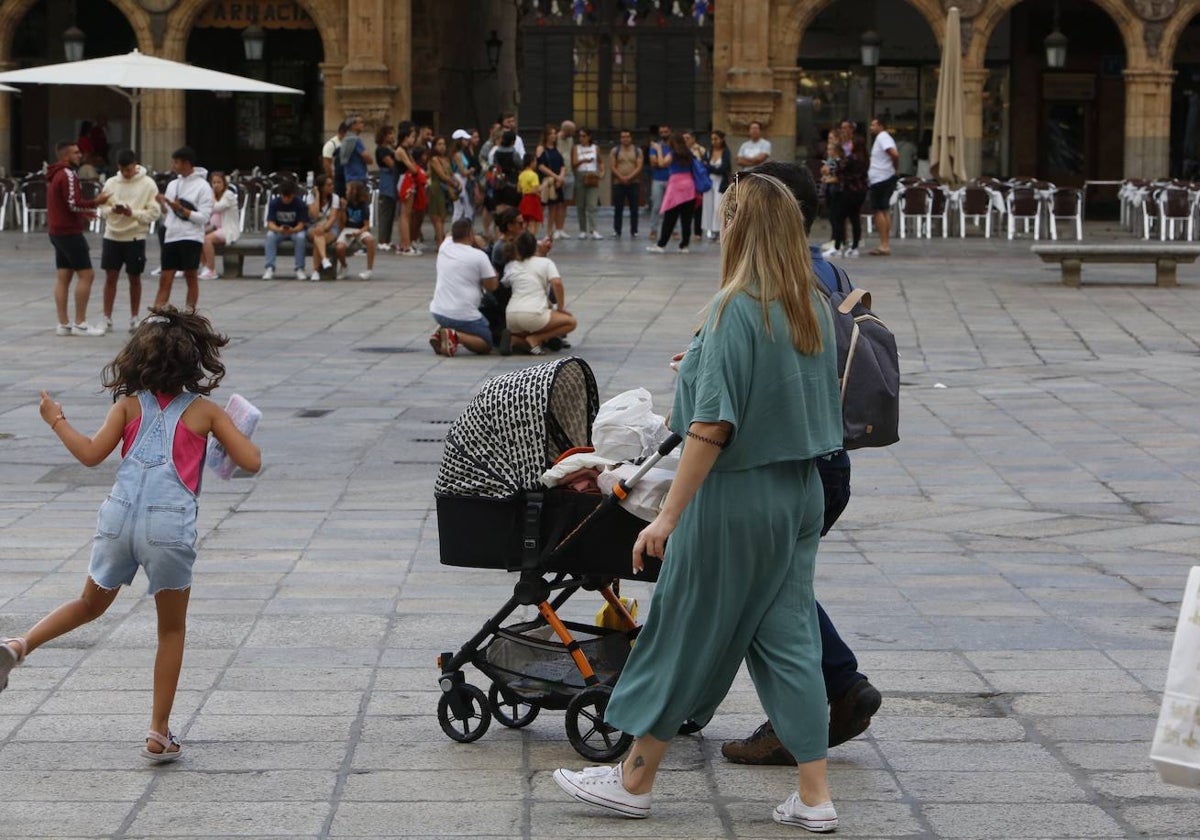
[552,764,650,819]
[773,792,838,833]
[72,321,105,336]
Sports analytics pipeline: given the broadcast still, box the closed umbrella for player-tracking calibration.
[0,50,301,152]
[929,6,967,186]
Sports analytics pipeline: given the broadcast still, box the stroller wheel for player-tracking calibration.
[565,685,633,762]
[437,682,492,743]
[489,682,541,729]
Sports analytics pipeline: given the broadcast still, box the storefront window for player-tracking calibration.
[572,36,601,131]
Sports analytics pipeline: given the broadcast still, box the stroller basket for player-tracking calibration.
[483,620,633,699]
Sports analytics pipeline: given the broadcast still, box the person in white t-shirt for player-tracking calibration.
[429,219,499,356]
[867,116,900,256]
[735,121,772,171]
[502,232,576,356]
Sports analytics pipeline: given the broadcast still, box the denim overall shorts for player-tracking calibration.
[88,391,201,594]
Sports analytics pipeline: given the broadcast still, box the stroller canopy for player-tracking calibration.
[435,357,599,499]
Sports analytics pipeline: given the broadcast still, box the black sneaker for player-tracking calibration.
[498,328,512,356]
[828,679,882,748]
[544,337,564,352]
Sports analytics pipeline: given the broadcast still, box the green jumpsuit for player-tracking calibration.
[605,288,842,764]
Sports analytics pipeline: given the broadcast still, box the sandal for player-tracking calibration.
[0,637,27,693]
[140,729,183,764]
[868,248,891,256]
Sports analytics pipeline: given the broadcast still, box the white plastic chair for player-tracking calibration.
[1157,186,1193,241]
[896,187,931,239]
[958,185,994,238]
[1006,187,1041,240]
[20,178,47,232]
[1048,188,1084,241]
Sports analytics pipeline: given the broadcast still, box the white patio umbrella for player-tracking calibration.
[0,49,301,152]
[929,6,967,186]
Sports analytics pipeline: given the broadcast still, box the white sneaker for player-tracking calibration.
[678,247,689,254]
[645,244,666,253]
[72,321,104,336]
[553,230,567,240]
[336,267,348,280]
[55,323,72,336]
[377,243,393,253]
[262,267,275,280]
[358,270,372,281]
[821,246,838,258]
[773,792,838,833]
[846,247,860,258]
[321,258,333,270]
[295,268,307,281]
[553,764,650,819]
[591,231,603,240]
[197,267,217,281]
[578,232,589,240]
[129,317,141,333]
[150,267,162,277]
[100,316,113,334]
[309,271,321,282]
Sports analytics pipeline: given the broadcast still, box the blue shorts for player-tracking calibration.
[88,493,198,594]
[433,312,492,345]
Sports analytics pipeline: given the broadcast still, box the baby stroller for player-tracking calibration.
[434,357,679,761]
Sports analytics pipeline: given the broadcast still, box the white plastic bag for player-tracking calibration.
[1151,566,1200,789]
[591,388,669,462]
[206,394,261,480]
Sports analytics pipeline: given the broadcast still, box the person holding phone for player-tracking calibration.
[98,149,160,333]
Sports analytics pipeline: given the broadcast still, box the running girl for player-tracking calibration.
[0,307,261,764]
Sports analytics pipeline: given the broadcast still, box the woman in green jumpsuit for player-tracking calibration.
[554,172,844,832]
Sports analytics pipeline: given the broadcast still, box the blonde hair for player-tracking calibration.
[714,172,823,355]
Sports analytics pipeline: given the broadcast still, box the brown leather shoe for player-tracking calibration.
[828,679,882,749]
[721,721,796,766]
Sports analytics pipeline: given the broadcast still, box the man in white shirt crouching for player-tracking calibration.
[428,219,499,357]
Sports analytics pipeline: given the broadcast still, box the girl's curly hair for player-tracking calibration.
[102,305,229,399]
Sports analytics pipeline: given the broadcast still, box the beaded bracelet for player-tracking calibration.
[686,429,727,448]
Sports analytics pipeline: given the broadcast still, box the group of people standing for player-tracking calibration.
[820,116,901,258]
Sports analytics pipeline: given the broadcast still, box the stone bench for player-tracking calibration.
[1032,243,1200,288]
[217,236,328,279]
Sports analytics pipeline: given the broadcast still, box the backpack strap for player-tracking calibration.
[832,264,854,295]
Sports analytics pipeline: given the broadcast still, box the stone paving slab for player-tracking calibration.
[0,222,1197,837]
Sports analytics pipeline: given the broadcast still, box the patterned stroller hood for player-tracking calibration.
[435,357,599,499]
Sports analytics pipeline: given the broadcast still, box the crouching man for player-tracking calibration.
[428,218,499,356]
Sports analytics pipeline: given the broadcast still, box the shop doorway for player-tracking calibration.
[1170,15,1200,179]
[184,2,324,174]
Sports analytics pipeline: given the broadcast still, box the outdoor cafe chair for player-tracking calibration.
[0,178,11,232]
[897,186,931,239]
[958,185,995,238]
[1157,186,1193,241]
[1006,186,1042,240]
[923,182,951,238]
[20,176,47,233]
[1047,187,1084,241]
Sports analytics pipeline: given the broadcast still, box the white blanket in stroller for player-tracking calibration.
[597,463,677,522]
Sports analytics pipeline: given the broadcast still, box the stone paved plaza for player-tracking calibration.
[0,219,1198,838]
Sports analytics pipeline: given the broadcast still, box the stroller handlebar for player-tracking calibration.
[617,432,683,497]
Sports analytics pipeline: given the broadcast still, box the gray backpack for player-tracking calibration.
[824,266,900,449]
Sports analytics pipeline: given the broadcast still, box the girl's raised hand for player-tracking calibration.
[39,391,63,426]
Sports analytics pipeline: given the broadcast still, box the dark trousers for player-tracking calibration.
[815,463,865,701]
[657,201,695,249]
[377,195,397,245]
[612,183,639,235]
[693,197,703,236]
[479,284,512,344]
[832,189,865,249]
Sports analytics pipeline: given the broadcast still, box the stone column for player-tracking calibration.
[718,0,781,148]
[141,89,185,171]
[962,67,989,181]
[336,0,399,130]
[1123,69,1175,179]
[770,67,801,163]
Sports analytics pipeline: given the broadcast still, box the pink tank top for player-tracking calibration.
[121,393,207,494]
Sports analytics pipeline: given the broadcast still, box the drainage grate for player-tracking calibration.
[355,346,422,354]
[411,438,445,443]
[295,409,334,418]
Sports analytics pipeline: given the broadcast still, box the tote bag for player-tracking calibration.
[1151,565,1200,788]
